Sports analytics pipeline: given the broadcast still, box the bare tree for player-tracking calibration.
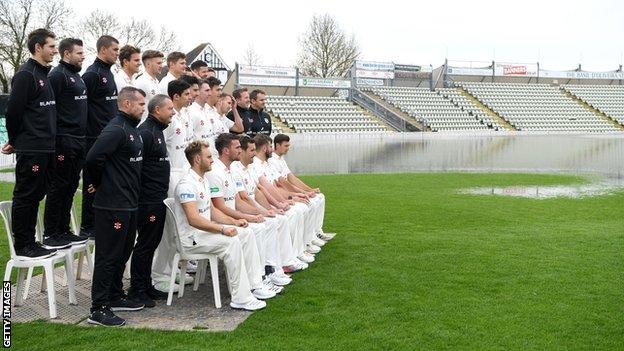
[79,10,179,56]
[0,0,72,92]
[297,14,360,78]
[242,44,261,66]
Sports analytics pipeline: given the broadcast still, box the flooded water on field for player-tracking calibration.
[459,178,624,199]
[285,131,624,177]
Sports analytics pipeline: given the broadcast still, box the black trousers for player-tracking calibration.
[12,152,54,250]
[44,138,85,237]
[129,203,166,295]
[81,138,96,232]
[91,208,137,309]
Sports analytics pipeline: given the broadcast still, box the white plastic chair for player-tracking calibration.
[22,203,93,300]
[1,201,77,319]
[163,198,221,308]
[69,201,95,280]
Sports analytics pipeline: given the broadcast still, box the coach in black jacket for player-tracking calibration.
[128,94,173,305]
[81,35,119,238]
[3,29,58,259]
[42,38,89,249]
[85,86,145,327]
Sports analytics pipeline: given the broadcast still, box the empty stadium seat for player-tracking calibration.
[266,96,389,134]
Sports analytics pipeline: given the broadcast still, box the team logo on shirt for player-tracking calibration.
[199,192,204,199]
[69,77,75,83]
[38,80,44,87]
[57,154,65,162]
[102,77,108,84]
[32,164,40,172]
[175,128,181,135]
[129,134,134,142]
[151,89,156,95]
[264,118,269,124]
[149,215,156,222]
[157,138,162,144]
[224,180,229,188]
[244,178,249,185]
[114,221,122,230]
[200,120,204,126]
[185,122,189,127]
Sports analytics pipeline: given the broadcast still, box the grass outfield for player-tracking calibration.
[2,173,623,350]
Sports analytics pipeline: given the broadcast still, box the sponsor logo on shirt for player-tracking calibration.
[129,156,143,162]
[74,95,87,100]
[39,100,55,107]
[180,193,195,200]
[235,181,243,188]
[210,186,219,193]
[105,96,118,101]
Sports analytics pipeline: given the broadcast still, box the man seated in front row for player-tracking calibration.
[251,134,321,257]
[175,141,276,309]
[269,133,336,243]
[206,133,290,293]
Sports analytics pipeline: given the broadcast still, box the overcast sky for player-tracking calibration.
[65,0,623,71]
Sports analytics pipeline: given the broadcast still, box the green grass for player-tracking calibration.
[3,173,623,350]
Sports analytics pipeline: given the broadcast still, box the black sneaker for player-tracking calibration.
[42,235,72,250]
[87,307,125,327]
[128,292,155,308]
[80,228,96,239]
[58,231,89,245]
[109,297,144,312]
[15,243,56,259]
[147,285,168,300]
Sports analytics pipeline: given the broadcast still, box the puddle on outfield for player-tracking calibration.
[460,178,624,199]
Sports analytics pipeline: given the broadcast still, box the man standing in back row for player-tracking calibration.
[42,37,89,249]
[86,87,146,327]
[81,35,120,238]
[3,28,58,258]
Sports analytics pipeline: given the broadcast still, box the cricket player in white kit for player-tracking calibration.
[206,134,291,291]
[250,134,321,259]
[114,45,140,91]
[174,140,272,310]
[232,135,309,273]
[158,52,187,95]
[270,134,336,243]
[152,79,193,292]
[134,50,164,123]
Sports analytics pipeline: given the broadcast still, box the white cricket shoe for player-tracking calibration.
[252,285,277,300]
[318,232,336,241]
[230,298,266,311]
[306,244,321,254]
[154,280,179,293]
[270,272,292,286]
[298,252,315,263]
[311,238,326,247]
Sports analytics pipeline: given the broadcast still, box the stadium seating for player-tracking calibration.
[266,95,388,133]
[363,86,501,131]
[458,82,619,132]
[561,85,624,126]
